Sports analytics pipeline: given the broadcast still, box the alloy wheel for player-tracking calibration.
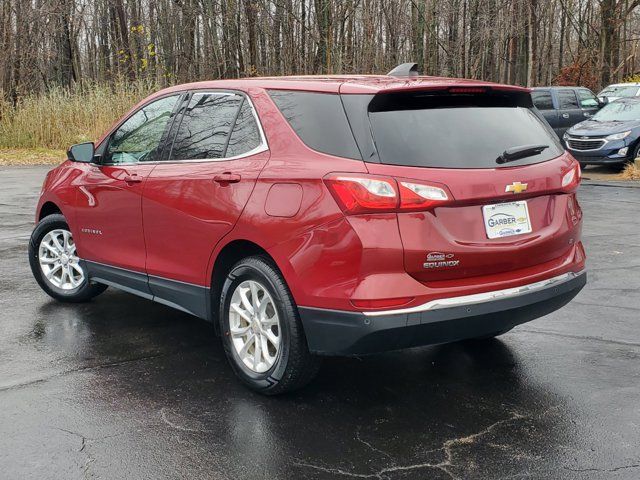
[38,229,84,290]
[229,280,281,373]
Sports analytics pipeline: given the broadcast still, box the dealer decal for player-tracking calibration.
[423,251,460,269]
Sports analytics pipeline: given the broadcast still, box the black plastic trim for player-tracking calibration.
[83,260,210,320]
[299,271,587,356]
[83,260,153,299]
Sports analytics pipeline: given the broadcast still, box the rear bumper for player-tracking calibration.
[299,270,586,356]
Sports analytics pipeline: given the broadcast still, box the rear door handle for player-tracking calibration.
[123,174,143,184]
[213,173,241,184]
[561,113,570,119]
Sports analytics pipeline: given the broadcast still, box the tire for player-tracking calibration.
[29,213,107,303]
[219,256,321,395]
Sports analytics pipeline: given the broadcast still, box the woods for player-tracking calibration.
[2,0,640,106]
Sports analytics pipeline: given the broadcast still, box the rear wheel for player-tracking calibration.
[29,214,107,302]
[219,256,321,395]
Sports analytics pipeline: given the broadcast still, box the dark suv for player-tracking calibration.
[532,87,604,139]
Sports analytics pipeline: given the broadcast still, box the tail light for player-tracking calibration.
[561,163,581,192]
[324,173,451,214]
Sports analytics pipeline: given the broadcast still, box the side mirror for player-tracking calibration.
[598,96,609,108]
[68,142,95,163]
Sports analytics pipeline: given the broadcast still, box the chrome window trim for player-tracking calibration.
[100,89,269,166]
[162,90,268,164]
[362,270,585,317]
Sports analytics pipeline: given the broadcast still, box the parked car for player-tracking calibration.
[565,97,640,168]
[29,66,587,394]
[597,82,640,102]
[531,86,604,139]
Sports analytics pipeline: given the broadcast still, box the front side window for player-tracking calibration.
[106,95,179,164]
[577,89,599,108]
[557,90,579,109]
[169,93,242,160]
[532,91,554,110]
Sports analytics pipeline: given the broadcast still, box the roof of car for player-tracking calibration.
[603,82,640,87]
[531,86,587,90]
[154,75,530,96]
[609,96,640,103]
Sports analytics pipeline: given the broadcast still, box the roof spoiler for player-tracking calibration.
[387,63,420,77]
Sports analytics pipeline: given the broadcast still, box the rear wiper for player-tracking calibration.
[496,144,549,164]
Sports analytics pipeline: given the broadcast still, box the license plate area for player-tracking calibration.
[482,201,532,239]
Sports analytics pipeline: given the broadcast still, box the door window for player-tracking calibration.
[169,93,242,160]
[106,95,179,164]
[577,89,599,108]
[532,91,554,110]
[557,90,580,109]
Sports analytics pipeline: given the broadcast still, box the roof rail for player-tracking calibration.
[387,63,420,77]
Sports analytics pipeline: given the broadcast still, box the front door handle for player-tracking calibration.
[123,174,143,184]
[213,173,241,184]
[561,113,570,119]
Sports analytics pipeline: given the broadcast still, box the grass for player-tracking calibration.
[0,80,158,151]
[0,148,66,166]
[621,161,640,180]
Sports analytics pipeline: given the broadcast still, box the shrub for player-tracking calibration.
[0,80,159,150]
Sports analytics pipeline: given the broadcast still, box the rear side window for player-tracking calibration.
[362,91,563,169]
[226,100,261,157]
[532,91,554,110]
[170,93,242,160]
[557,90,579,109]
[268,90,361,159]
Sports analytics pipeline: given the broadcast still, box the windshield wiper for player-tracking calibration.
[496,144,549,164]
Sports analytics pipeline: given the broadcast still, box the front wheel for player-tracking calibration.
[29,214,107,302]
[219,256,321,395]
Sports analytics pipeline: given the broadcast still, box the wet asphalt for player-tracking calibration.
[0,166,639,480]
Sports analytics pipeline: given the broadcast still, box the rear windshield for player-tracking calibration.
[366,92,563,168]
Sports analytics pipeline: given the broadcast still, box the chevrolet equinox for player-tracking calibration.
[29,67,587,394]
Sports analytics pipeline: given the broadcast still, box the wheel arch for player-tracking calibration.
[38,201,63,221]
[209,239,283,334]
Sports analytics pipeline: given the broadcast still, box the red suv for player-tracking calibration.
[29,69,586,394]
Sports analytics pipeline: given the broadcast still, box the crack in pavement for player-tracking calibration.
[570,300,640,312]
[563,463,640,473]
[0,343,210,393]
[355,429,394,461]
[50,426,129,478]
[517,328,640,349]
[293,410,539,479]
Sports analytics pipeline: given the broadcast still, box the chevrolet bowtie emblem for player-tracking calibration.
[505,181,528,194]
